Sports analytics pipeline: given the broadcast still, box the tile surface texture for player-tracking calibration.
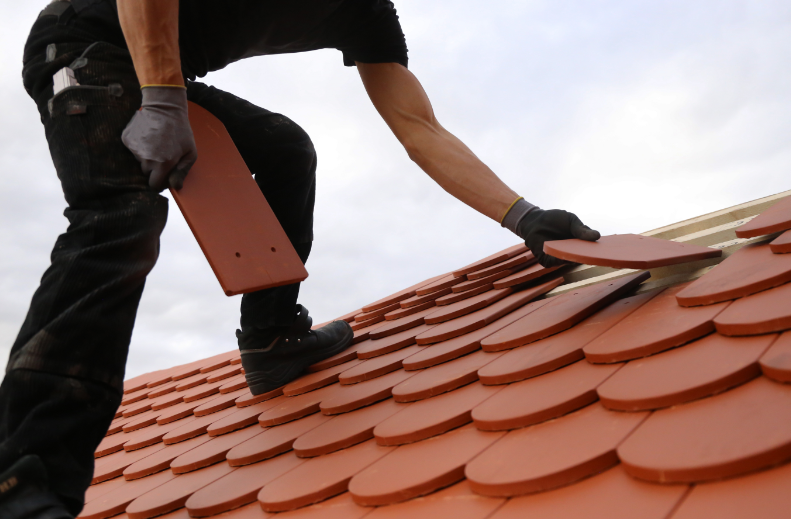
[714,280,791,336]
[770,229,791,253]
[734,195,791,238]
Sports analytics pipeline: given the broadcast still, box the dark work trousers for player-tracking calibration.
[0,12,316,516]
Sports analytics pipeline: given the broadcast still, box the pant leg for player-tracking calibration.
[185,82,316,331]
[0,19,166,515]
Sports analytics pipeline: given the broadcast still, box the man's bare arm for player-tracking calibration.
[357,62,519,222]
[117,0,183,87]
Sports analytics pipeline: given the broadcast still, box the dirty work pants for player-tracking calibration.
[0,13,316,516]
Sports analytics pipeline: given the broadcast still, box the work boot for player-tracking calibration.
[236,305,353,395]
[0,456,73,519]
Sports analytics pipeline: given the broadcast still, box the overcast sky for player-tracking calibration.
[1,0,789,382]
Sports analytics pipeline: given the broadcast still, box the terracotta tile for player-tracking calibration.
[121,399,153,418]
[354,302,402,323]
[584,285,727,363]
[319,370,416,415]
[171,426,264,474]
[392,351,502,402]
[282,360,363,396]
[147,379,182,399]
[480,292,654,384]
[257,385,342,426]
[125,460,234,519]
[670,460,791,519]
[369,307,438,340]
[399,288,452,309]
[452,243,527,278]
[234,387,283,408]
[546,234,721,269]
[361,274,445,313]
[169,360,206,382]
[156,393,225,424]
[91,443,166,484]
[493,263,562,290]
[473,361,621,431]
[488,465,687,519]
[123,435,213,480]
[219,374,249,394]
[294,399,405,457]
[467,252,536,281]
[186,453,305,517]
[599,333,773,411]
[350,315,385,331]
[364,480,504,519]
[162,406,240,445]
[383,300,436,320]
[760,331,791,383]
[124,417,197,452]
[306,341,369,372]
[257,439,393,512]
[79,469,176,519]
[84,475,128,503]
[203,502,268,519]
[451,271,513,294]
[180,379,226,403]
[434,282,493,306]
[96,430,135,458]
[208,398,283,436]
[415,274,466,296]
[198,351,239,374]
[125,372,162,394]
[348,319,388,342]
[481,271,650,352]
[259,493,367,519]
[336,308,363,323]
[144,370,175,389]
[121,389,151,407]
[108,414,146,436]
[466,403,648,496]
[357,323,434,359]
[206,364,243,383]
[375,382,500,445]
[715,281,791,336]
[229,356,242,365]
[339,346,423,384]
[174,372,211,392]
[149,392,185,411]
[426,288,512,324]
[417,278,563,345]
[123,411,164,433]
[227,413,331,466]
[618,377,791,482]
[349,424,503,506]
[113,405,129,420]
[676,242,791,306]
[734,196,791,238]
[194,389,249,417]
[771,229,791,253]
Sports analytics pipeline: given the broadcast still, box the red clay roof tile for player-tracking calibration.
[360,274,445,313]
[282,359,364,396]
[354,302,402,323]
[771,229,791,253]
[257,385,342,427]
[414,274,466,296]
[338,345,422,384]
[125,417,198,452]
[451,271,512,293]
[398,288,452,308]
[383,300,435,320]
[206,364,243,384]
[171,426,264,474]
[80,469,176,519]
[452,244,527,278]
[350,315,385,331]
[319,370,415,415]
[123,435,213,481]
[194,388,248,416]
[162,406,240,445]
[369,307,437,340]
[208,399,283,436]
[734,196,791,238]
[356,324,434,359]
[492,263,562,289]
[760,331,791,383]
[227,412,331,466]
[392,350,502,402]
[365,481,503,519]
[92,443,167,484]
[233,387,283,408]
[714,281,791,336]
[473,360,620,431]
[467,252,536,280]
[425,288,512,324]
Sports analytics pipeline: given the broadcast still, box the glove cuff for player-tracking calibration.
[140,85,189,110]
[501,197,539,234]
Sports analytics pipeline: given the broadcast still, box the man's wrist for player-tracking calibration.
[501,197,540,235]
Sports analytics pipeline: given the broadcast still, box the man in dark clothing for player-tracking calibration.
[0,1,601,517]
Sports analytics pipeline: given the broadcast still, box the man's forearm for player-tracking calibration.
[117,0,184,87]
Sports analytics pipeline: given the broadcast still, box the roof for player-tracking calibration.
[81,189,791,519]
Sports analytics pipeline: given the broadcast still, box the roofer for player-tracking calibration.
[0,1,600,517]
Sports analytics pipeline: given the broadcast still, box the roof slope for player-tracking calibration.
[82,190,791,519]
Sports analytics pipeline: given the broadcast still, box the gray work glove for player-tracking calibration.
[517,209,601,267]
[122,86,197,192]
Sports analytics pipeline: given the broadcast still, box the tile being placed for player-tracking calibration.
[670,460,791,519]
[771,230,791,253]
[125,461,235,519]
[734,196,791,238]
[584,284,729,363]
[349,424,504,506]
[760,332,791,383]
[597,333,774,411]
[319,369,416,415]
[617,376,791,483]
[481,271,650,352]
[375,382,501,445]
[473,360,621,431]
[78,469,176,519]
[676,242,791,306]
[293,399,405,457]
[417,278,562,345]
[488,465,687,519]
[452,243,527,278]
[170,426,264,474]
[123,435,213,480]
[185,453,304,517]
[392,350,503,402]
[282,358,364,396]
[425,288,512,324]
[466,403,648,497]
[339,345,423,384]
[356,323,434,359]
[714,281,791,336]
[365,481,504,519]
[479,291,656,384]
[257,439,393,512]
[227,412,331,466]
[545,234,721,269]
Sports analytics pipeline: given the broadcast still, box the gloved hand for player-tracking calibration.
[517,209,601,267]
[122,86,197,192]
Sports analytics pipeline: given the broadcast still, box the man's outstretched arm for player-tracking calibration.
[357,62,600,265]
[117,0,196,191]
